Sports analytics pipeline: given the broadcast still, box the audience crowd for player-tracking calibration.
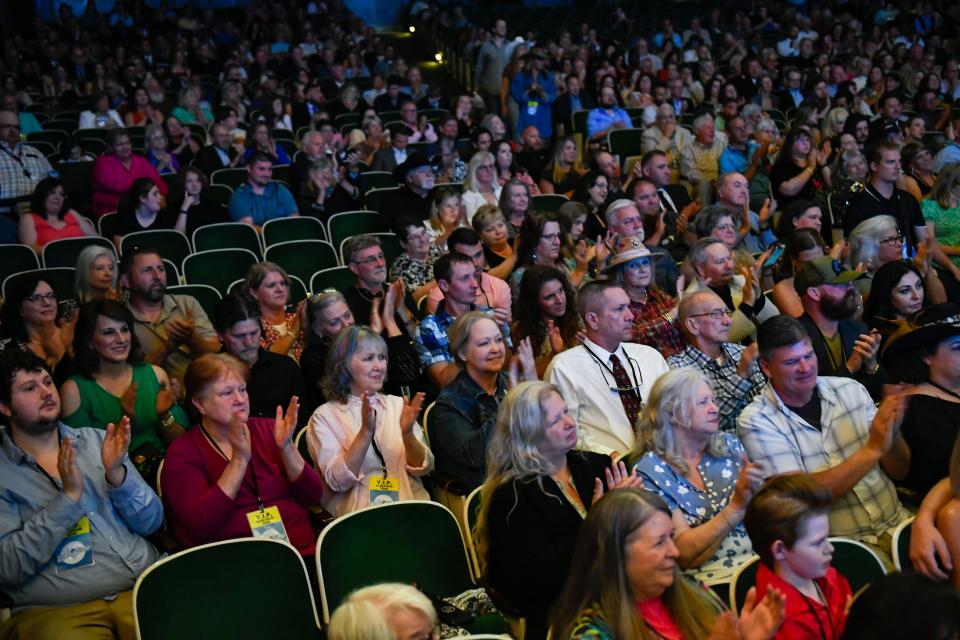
[4,0,960,638]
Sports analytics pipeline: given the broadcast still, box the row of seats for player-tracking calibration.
[133,501,510,639]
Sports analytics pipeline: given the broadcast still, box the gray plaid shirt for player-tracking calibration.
[667,343,767,433]
[737,376,909,543]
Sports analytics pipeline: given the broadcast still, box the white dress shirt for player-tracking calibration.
[546,337,669,455]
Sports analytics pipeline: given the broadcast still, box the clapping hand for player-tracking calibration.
[399,392,426,437]
[101,416,131,487]
[730,454,766,512]
[60,435,86,501]
[591,460,643,506]
[227,413,252,463]
[846,330,881,374]
[274,395,300,452]
[508,337,538,387]
[547,319,565,353]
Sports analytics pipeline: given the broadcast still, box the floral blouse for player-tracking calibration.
[260,301,305,363]
[390,244,444,290]
[634,432,754,584]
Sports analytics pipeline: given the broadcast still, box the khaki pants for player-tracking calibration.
[0,591,135,640]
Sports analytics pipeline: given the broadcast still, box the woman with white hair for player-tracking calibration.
[75,244,119,303]
[641,103,693,182]
[631,368,764,585]
[461,151,502,222]
[328,583,437,640]
[475,381,641,640]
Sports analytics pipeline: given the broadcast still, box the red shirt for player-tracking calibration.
[755,562,851,640]
[161,417,325,555]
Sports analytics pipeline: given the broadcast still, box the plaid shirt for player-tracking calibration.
[0,142,54,204]
[628,288,684,360]
[414,301,512,368]
[737,377,910,543]
[668,343,767,433]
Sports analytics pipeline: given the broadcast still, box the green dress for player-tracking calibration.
[920,199,960,266]
[63,363,188,454]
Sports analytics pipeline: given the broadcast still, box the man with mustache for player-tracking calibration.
[795,257,886,400]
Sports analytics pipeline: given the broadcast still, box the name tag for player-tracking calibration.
[526,101,539,116]
[370,476,400,505]
[55,516,94,571]
[246,506,289,544]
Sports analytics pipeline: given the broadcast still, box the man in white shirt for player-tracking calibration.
[546,280,669,455]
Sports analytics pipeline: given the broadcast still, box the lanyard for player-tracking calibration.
[582,343,643,400]
[365,409,390,478]
[0,145,33,178]
[797,582,835,640]
[200,425,264,510]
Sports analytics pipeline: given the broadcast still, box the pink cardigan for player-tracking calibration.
[161,417,325,555]
[91,153,167,217]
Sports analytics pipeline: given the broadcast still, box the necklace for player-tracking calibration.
[928,380,960,402]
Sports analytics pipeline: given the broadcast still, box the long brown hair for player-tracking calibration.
[550,488,724,639]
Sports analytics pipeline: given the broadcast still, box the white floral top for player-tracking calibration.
[634,432,754,584]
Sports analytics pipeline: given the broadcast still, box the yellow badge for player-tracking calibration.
[370,476,400,505]
[246,506,289,544]
[56,515,94,570]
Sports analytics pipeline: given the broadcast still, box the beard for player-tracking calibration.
[821,288,859,320]
[11,410,60,438]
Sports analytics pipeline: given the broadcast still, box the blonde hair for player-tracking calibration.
[471,204,506,235]
[474,381,572,571]
[464,150,499,192]
[634,368,731,474]
[328,583,437,640]
[928,163,960,210]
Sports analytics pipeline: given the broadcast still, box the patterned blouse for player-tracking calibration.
[570,605,614,639]
[634,433,754,584]
[260,301,305,363]
[390,244,444,290]
[628,288,684,359]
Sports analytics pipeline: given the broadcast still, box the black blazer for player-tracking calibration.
[193,145,236,179]
[484,450,610,640]
[552,93,595,136]
[370,148,400,172]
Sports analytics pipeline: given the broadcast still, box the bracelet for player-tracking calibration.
[160,412,176,428]
[866,362,881,376]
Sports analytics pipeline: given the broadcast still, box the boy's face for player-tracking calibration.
[775,513,833,581]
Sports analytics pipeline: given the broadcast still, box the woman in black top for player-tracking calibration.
[881,303,960,499]
[475,381,641,640]
[770,126,827,209]
[298,157,362,224]
[112,178,178,249]
[168,167,230,238]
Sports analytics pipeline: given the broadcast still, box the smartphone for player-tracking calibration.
[763,244,785,268]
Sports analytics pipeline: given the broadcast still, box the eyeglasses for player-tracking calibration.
[351,253,385,265]
[405,232,429,242]
[477,164,495,170]
[24,292,57,304]
[879,234,904,247]
[714,223,736,231]
[688,308,733,321]
[540,232,562,242]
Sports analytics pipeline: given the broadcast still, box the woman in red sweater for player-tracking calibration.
[161,353,324,556]
[90,128,167,217]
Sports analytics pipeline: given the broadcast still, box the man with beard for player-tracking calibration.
[121,247,220,386]
[795,257,886,400]
[0,348,163,638]
[213,294,304,423]
[516,126,547,183]
[586,86,631,143]
[685,238,778,343]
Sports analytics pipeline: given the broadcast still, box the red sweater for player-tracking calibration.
[91,153,167,217]
[161,418,325,555]
[755,563,851,640]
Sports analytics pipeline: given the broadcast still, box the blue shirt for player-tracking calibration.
[0,424,163,608]
[586,107,632,141]
[229,181,298,226]
[718,141,757,176]
[511,70,557,139]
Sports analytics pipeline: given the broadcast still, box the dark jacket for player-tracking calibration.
[431,370,508,490]
[798,313,887,401]
[485,450,610,640]
[552,92,595,137]
[193,145,237,179]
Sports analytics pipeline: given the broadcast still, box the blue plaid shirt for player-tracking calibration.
[414,301,512,368]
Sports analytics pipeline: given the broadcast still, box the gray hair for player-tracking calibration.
[447,310,499,366]
[328,583,437,640]
[848,215,898,272]
[301,129,323,148]
[604,198,637,227]
[635,368,731,474]
[322,325,388,403]
[687,237,727,271]
[656,103,676,120]
[75,245,118,303]
[342,234,383,264]
[692,113,714,131]
[755,117,779,137]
